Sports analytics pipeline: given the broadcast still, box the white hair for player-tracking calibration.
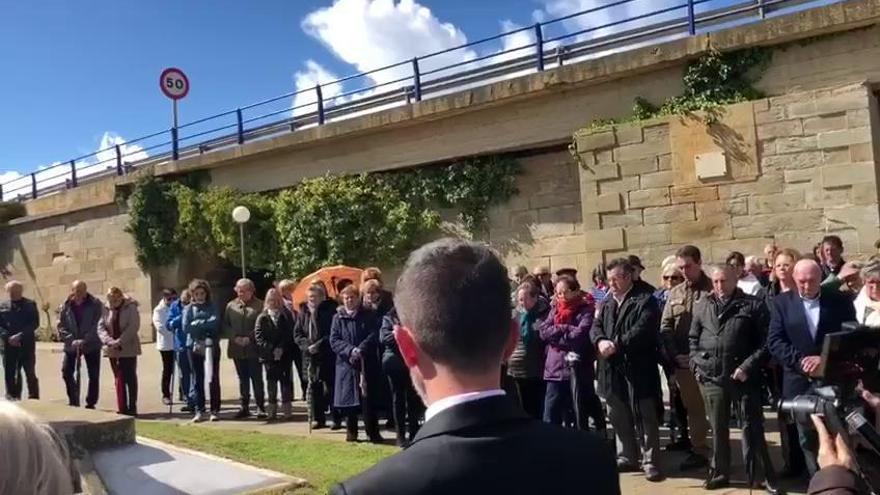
[235,278,255,291]
[3,280,22,292]
[744,255,762,270]
[0,401,72,494]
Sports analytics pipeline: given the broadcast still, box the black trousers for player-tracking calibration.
[3,342,39,399]
[343,402,380,441]
[189,348,221,414]
[110,357,138,415]
[290,347,306,401]
[513,377,545,420]
[62,350,101,407]
[160,350,174,400]
[307,378,336,425]
[387,367,424,441]
[265,359,292,405]
[233,357,265,411]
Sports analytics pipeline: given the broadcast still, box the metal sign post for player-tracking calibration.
[160,68,189,156]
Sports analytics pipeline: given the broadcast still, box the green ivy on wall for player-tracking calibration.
[124,154,520,278]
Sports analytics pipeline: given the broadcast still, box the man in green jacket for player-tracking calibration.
[224,278,265,419]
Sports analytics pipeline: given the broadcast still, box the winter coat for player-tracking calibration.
[660,271,712,362]
[330,307,380,409]
[688,290,769,386]
[854,287,880,328]
[590,282,662,400]
[223,298,263,360]
[507,298,550,380]
[540,298,594,382]
[57,294,104,354]
[153,299,174,351]
[294,299,338,384]
[166,299,189,350]
[0,297,39,348]
[379,308,405,375]
[98,297,143,359]
[183,302,219,349]
[254,309,296,365]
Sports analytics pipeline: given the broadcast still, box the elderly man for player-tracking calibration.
[591,257,664,482]
[531,265,554,298]
[661,245,712,470]
[690,265,780,494]
[58,280,104,408]
[224,278,265,419]
[768,259,856,476]
[0,281,40,400]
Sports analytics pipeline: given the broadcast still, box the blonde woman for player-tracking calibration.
[0,400,74,494]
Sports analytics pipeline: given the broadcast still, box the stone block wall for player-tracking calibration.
[0,205,154,342]
[574,83,880,282]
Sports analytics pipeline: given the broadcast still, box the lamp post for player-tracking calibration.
[232,206,251,278]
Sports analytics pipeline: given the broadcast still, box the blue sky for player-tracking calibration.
[0,0,813,185]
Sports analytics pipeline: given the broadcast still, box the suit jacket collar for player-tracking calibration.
[408,395,529,447]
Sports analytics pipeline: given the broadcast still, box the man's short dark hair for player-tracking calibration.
[726,251,745,267]
[822,235,844,250]
[556,275,580,292]
[606,258,634,275]
[395,239,511,374]
[675,245,702,263]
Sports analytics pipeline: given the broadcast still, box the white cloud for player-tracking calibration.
[292,60,344,116]
[497,20,536,63]
[0,171,22,183]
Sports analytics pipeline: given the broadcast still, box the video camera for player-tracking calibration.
[780,322,880,492]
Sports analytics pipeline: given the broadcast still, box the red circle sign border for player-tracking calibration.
[160,67,190,100]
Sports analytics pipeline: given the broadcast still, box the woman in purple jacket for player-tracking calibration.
[540,275,606,434]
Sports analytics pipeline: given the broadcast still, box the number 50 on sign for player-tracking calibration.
[160,68,189,100]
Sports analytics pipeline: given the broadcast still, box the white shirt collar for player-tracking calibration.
[612,287,633,306]
[424,389,506,422]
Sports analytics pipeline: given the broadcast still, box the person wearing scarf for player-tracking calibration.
[539,276,604,433]
[507,283,550,420]
[97,287,141,416]
[854,260,880,328]
[295,283,342,429]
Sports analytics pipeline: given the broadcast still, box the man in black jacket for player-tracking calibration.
[331,239,619,495]
[0,280,40,400]
[689,264,781,494]
[294,283,340,429]
[768,259,856,476]
[591,257,663,482]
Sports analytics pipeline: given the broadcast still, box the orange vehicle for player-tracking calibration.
[291,265,363,308]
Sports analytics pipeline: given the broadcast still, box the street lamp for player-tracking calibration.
[232,205,251,278]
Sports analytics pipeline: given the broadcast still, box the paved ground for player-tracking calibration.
[4,343,811,494]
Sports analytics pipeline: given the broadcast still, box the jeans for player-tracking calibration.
[543,375,605,431]
[176,349,193,406]
[605,391,661,468]
[265,359,292,406]
[513,378,545,420]
[3,342,39,399]
[233,357,265,411]
[700,381,777,482]
[189,347,221,414]
[160,350,174,400]
[62,350,101,407]
[387,367,424,441]
[110,357,138,415]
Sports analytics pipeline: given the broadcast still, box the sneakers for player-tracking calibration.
[192,412,204,423]
[644,464,664,482]
[209,413,220,422]
[679,451,709,471]
[162,397,172,406]
[256,409,268,420]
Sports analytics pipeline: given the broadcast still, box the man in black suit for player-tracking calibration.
[768,259,856,477]
[331,239,619,495]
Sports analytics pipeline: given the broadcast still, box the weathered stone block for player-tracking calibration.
[657,154,672,171]
[821,162,876,188]
[757,120,803,140]
[775,136,818,154]
[755,105,787,125]
[626,224,671,248]
[530,192,576,210]
[531,222,577,238]
[784,169,816,184]
[823,147,851,165]
[640,170,675,189]
[718,173,784,198]
[629,188,671,208]
[851,143,874,163]
[537,205,581,224]
[510,210,538,227]
[644,124,669,143]
[709,238,773,263]
[575,130,616,152]
[697,198,749,218]
[613,140,669,162]
[579,161,620,181]
[619,157,657,177]
[670,217,732,243]
[584,228,625,252]
[814,92,868,115]
[601,211,644,228]
[615,126,643,145]
[732,211,823,238]
[802,114,847,134]
[851,183,878,206]
[643,204,696,225]
[599,176,640,195]
[671,186,718,204]
[583,193,622,214]
[748,191,807,214]
[825,206,880,235]
[817,127,872,149]
[761,151,822,171]
[537,235,587,256]
[847,109,871,128]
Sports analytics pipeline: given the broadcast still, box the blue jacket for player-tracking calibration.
[166,299,188,350]
[183,302,219,347]
[330,307,380,409]
[0,297,39,347]
[768,288,856,399]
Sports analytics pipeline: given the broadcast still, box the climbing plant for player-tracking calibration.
[0,201,26,225]
[125,154,520,277]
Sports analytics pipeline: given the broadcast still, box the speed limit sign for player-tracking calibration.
[160,68,189,100]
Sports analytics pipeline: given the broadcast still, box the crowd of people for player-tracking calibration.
[2,234,880,493]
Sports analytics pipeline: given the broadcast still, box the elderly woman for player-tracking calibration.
[654,265,684,307]
[184,279,221,423]
[330,285,383,443]
[508,283,550,420]
[98,287,142,416]
[255,289,296,421]
[295,283,341,430]
[0,401,75,494]
[539,276,604,433]
[854,260,880,328]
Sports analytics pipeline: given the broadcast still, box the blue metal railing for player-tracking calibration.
[0,0,836,202]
